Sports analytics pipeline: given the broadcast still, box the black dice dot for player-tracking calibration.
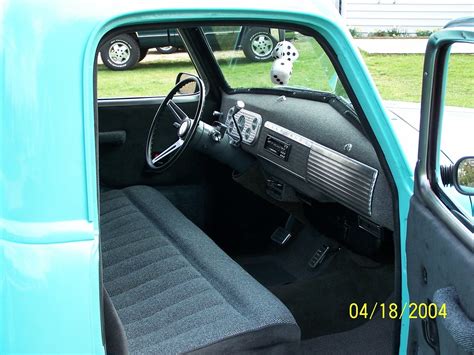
[287,45,291,49]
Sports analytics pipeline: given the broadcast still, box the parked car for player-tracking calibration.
[1,1,473,354]
[100,27,281,70]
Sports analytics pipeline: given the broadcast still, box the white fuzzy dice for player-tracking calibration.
[272,41,299,62]
[270,58,292,85]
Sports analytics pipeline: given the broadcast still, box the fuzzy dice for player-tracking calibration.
[270,59,293,85]
[272,40,299,62]
[270,41,299,85]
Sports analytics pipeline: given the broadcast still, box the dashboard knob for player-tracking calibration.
[236,100,245,111]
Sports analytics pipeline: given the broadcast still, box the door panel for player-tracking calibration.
[98,98,216,187]
[407,195,474,354]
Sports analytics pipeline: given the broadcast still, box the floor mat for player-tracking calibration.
[301,313,395,354]
[240,261,297,287]
[235,226,394,340]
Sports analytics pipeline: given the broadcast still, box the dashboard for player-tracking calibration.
[220,93,394,231]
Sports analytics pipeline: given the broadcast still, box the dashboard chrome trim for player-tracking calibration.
[264,121,313,148]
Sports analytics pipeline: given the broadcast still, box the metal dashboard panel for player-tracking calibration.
[257,126,310,179]
[263,121,378,216]
[225,108,262,145]
[307,142,378,216]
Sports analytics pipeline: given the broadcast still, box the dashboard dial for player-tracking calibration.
[252,118,258,131]
[226,107,235,122]
[244,127,251,141]
[238,115,246,130]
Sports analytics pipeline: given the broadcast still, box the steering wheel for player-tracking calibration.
[146,76,205,172]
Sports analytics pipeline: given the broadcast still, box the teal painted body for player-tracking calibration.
[0,0,418,353]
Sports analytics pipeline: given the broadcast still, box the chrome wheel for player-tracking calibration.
[108,41,131,65]
[251,34,274,57]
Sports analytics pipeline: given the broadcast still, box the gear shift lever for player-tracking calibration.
[228,100,245,145]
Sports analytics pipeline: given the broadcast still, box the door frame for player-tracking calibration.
[416,21,474,251]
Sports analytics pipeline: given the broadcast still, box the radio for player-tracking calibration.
[264,135,291,161]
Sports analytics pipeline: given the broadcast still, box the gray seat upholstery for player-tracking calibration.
[100,186,300,354]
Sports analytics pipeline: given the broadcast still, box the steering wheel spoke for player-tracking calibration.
[152,139,184,164]
[167,100,188,123]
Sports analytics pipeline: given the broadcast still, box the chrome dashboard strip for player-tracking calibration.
[264,121,313,148]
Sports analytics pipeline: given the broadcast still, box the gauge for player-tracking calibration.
[226,107,235,124]
[238,115,246,130]
[252,118,258,131]
[227,120,234,132]
[244,127,251,141]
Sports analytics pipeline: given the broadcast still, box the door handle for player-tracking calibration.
[433,286,474,352]
[99,130,126,146]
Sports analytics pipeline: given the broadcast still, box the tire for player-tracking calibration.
[242,29,277,61]
[138,48,148,62]
[156,46,178,54]
[100,34,140,71]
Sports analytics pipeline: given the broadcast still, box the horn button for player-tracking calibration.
[178,119,191,137]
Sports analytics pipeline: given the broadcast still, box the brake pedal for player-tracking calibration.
[271,227,292,246]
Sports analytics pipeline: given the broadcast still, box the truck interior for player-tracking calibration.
[96,23,400,354]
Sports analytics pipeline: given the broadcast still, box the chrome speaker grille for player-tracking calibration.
[307,143,378,216]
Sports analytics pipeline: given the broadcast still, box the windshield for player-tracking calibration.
[203,26,350,100]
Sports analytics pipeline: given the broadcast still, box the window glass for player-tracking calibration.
[204,26,349,100]
[438,42,474,219]
[97,29,197,98]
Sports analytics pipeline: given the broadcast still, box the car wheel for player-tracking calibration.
[242,29,277,61]
[100,34,140,71]
[139,48,148,62]
[156,46,178,54]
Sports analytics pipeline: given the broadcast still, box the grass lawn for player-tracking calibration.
[98,47,473,108]
[361,52,473,107]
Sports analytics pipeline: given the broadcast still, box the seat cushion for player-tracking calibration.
[100,186,300,354]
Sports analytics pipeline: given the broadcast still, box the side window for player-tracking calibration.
[97,29,198,98]
[438,42,474,219]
